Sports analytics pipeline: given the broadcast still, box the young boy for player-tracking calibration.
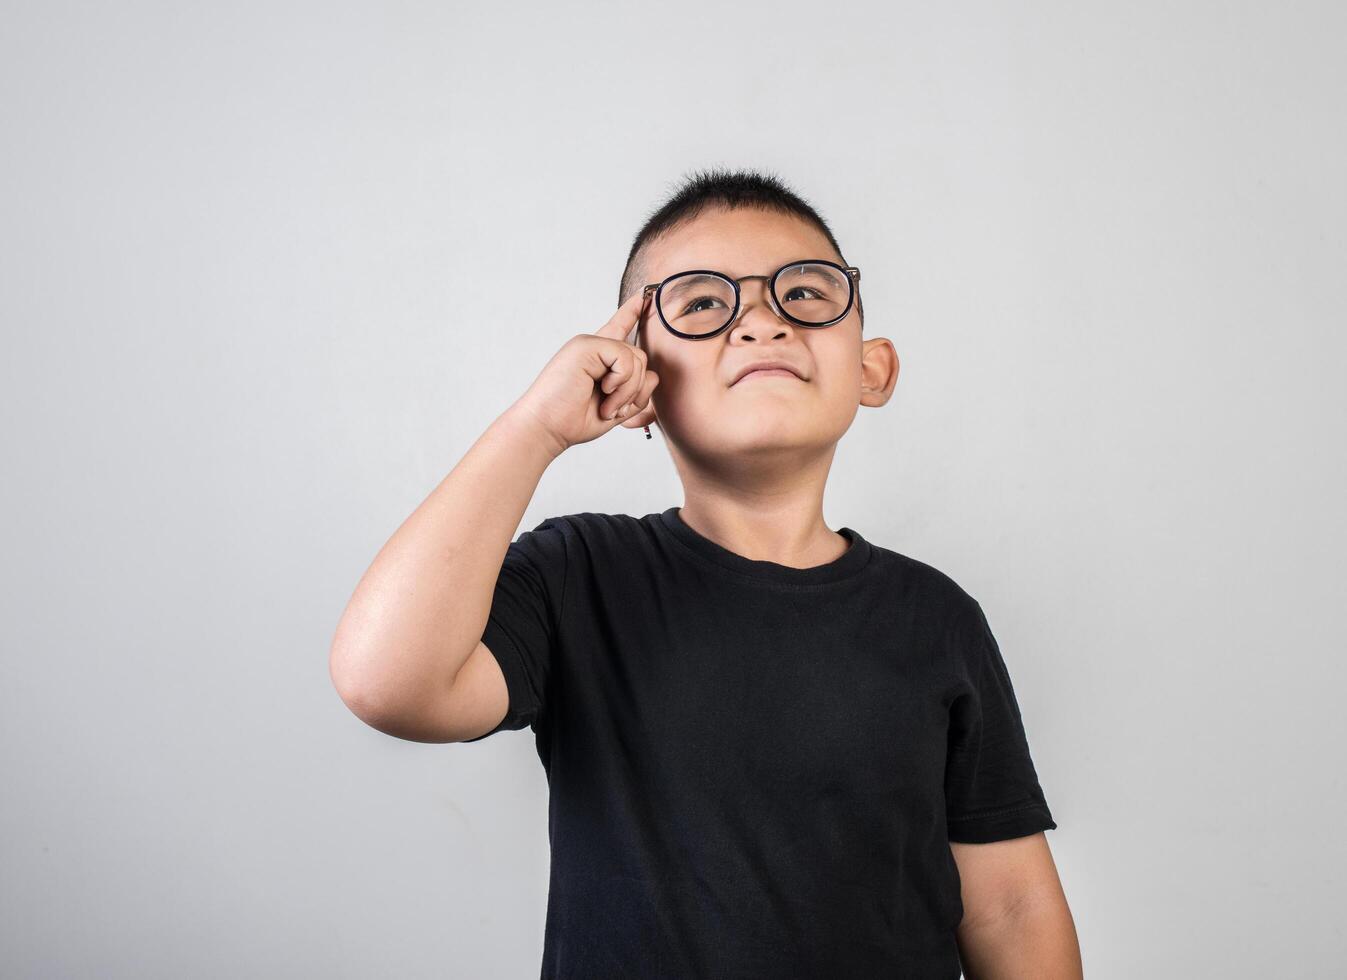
[330,168,1082,979]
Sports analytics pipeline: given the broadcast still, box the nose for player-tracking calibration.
[727,278,792,340]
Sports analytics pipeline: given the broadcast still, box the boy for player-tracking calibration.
[330,168,1082,979]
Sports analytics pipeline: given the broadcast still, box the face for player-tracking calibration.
[632,206,897,468]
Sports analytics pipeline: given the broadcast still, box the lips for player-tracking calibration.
[730,360,806,385]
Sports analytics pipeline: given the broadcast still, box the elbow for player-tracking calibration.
[329,635,397,727]
[329,634,449,737]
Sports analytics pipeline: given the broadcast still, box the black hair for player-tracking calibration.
[617,166,863,327]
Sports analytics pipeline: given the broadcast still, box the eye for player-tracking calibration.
[782,286,824,303]
[681,295,729,315]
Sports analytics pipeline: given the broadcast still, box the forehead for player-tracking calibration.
[640,207,842,283]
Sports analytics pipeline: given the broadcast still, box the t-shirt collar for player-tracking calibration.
[657,506,873,587]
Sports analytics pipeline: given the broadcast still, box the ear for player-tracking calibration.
[859,337,899,407]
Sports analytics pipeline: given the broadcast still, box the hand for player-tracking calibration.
[509,290,661,456]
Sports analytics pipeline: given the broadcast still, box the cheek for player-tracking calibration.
[811,341,864,393]
[809,351,866,427]
[645,348,713,416]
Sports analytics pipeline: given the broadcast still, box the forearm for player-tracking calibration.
[329,403,562,717]
[956,899,1083,980]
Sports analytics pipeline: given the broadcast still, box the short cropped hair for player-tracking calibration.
[618,167,863,328]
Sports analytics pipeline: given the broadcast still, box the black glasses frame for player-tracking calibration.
[640,258,861,341]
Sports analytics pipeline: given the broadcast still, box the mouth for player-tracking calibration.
[733,368,803,385]
[730,361,807,386]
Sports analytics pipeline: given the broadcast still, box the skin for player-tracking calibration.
[618,205,897,569]
[618,206,1083,978]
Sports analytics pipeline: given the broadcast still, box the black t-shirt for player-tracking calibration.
[465,507,1057,979]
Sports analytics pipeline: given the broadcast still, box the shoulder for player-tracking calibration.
[865,539,984,619]
[862,540,992,679]
[517,510,661,555]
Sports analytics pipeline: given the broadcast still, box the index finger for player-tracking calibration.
[592,289,650,343]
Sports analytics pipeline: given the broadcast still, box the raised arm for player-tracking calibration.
[329,406,560,742]
[327,292,658,742]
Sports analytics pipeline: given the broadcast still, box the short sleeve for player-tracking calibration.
[943,600,1058,843]
[461,516,569,742]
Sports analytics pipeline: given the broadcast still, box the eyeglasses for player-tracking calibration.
[639,259,861,340]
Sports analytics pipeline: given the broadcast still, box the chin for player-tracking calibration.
[719,423,828,453]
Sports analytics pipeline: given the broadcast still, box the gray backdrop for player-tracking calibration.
[2,2,1343,977]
